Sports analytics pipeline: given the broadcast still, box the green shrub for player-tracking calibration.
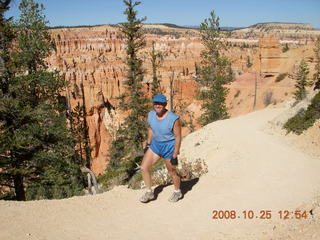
[25,180,84,200]
[283,92,320,134]
[282,43,289,53]
[25,185,83,200]
[98,167,129,191]
[0,191,16,200]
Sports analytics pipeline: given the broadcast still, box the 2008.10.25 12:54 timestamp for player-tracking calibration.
[212,210,309,220]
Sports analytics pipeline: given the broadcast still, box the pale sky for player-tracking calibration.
[5,0,320,29]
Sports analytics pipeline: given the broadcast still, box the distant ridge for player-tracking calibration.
[183,25,242,31]
[49,24,106,29]
[48,22,316,32]
[249,22,315,30]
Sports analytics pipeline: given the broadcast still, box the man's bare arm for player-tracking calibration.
[173,119,182,158]
[145,127,153,148]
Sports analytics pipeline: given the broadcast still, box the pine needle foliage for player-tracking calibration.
[293,60,311,101]
[284,92,320,134]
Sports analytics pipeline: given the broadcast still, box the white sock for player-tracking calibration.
[174,189,181,193]
[146,189,153,193]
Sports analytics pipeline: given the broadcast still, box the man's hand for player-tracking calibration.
[170,157,178,166]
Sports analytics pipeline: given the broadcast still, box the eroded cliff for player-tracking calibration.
[46,24,319,175]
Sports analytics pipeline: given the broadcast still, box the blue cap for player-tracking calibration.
[153,94,167,103]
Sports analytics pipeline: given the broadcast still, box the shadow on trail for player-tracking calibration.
[153,178,199,200]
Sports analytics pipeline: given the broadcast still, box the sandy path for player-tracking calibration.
[1,107,320,240]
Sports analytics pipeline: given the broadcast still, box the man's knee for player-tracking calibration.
[140,164,151,172]
[167,167,177,176]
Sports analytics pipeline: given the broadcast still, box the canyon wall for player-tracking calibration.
[47,24,319,175]
[47,25,202,174]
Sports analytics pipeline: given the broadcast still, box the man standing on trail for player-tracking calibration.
[139,94,182,203]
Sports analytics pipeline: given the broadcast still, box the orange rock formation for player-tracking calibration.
[46,24,318,175]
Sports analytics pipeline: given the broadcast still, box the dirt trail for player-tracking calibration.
[1,107,320,240]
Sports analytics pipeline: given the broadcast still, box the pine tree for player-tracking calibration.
[67,102,90,167]
[149,41,164,95]
[294,60,311,101]
[313,37,320,90]
[195,11,234,126]
[106,0,149,180]
[66,83,92,170]
[0,0,83,200]
[79,82,91,168]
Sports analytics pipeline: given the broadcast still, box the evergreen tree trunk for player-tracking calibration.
[169,70,175,112]
[253,73,258,110]
[80,82,91,168]
[81,166,98,194]
[13,172,25,201]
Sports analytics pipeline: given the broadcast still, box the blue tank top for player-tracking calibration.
[147,110,180,142]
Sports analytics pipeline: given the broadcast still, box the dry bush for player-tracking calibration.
[177,158,208,180]
[117,157,208,190]
[151,157,208,187]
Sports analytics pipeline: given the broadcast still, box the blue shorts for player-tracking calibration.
[150,139,175,159]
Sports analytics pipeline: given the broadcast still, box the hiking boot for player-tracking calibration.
[168,190,182,202]
[139,191,155,203]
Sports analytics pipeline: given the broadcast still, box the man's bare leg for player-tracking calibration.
[139,148,160,203]
[164,159,182,202]
[164,159,181,190]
